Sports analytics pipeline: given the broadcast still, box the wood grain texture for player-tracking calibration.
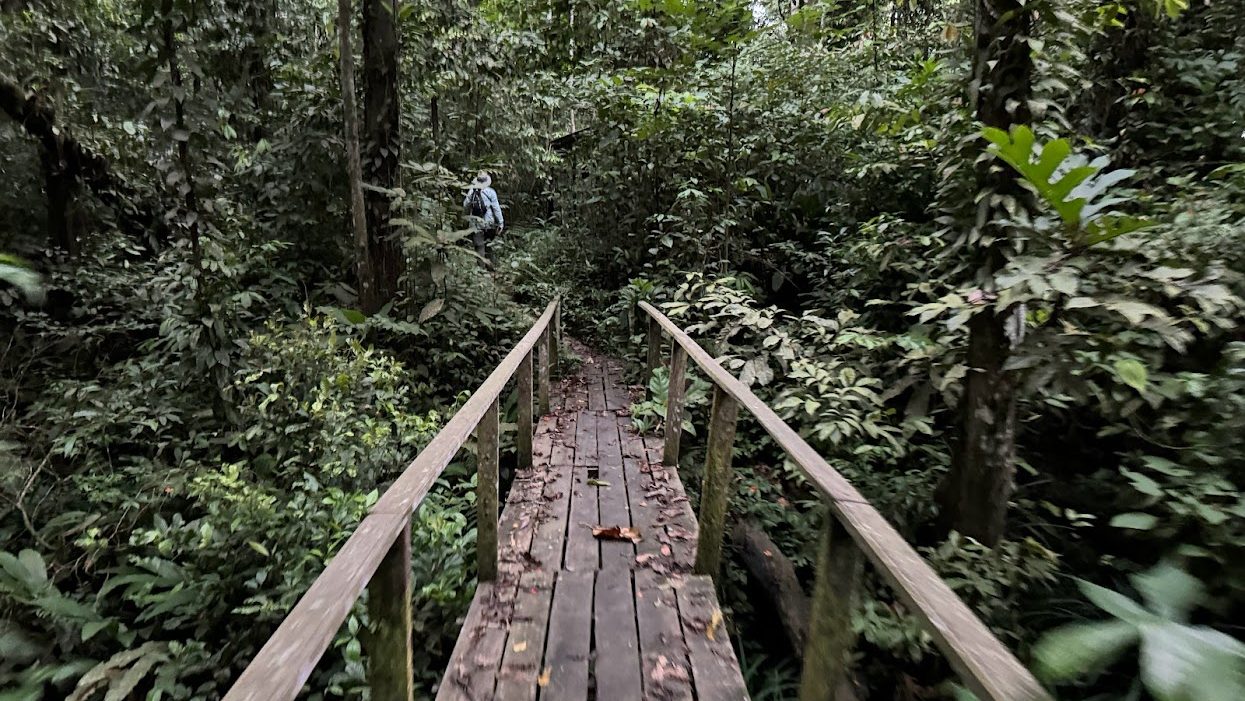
[634,569,693,701]
[677,576,748,701]
[593,570,642,701]
[638,301,1051,701]
[538,330,551,416]
[596,414,634,570]
[478,397,501,582]
[662,345,688,467]
[540,571,594,701]
[517,350,534,471]
[366,519,414,701]
[799,515,864,701]
[693,386,739,581]
[495,570,556,701]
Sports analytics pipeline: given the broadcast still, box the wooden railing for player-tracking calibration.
[638,301,1052,701]
[222,299,561,701]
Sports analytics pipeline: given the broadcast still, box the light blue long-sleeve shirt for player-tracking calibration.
[463,187,504,229]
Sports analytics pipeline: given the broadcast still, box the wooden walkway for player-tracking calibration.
[437,350,749,701]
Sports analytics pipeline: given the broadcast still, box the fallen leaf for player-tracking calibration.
[707,610,723,641]
[591,525,641,542]
[587,478,610,487]
[538,667,551,687]
[660,544,672,557]
[635,553,656,565]
[513,641,528,653]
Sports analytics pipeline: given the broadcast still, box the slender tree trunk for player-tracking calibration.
[40,146,77,255]
[362,0,403,313]
[338,0,371,310]
[938,0,1033,547]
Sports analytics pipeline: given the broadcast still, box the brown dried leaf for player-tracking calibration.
[538,666,551,687]
[591,525,641,542]
[707,610,723,641]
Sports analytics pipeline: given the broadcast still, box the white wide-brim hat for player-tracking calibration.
[472,172,492,188]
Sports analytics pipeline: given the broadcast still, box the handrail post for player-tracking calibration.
[517,350,534,470]
[645,313,663,399]
[798,509,864,701]
[537,329,551,415]
[663,346,688,467]
[477,397,500,581]
[367,519,414,701]
[550,302,561,376]
[693,385,738,580]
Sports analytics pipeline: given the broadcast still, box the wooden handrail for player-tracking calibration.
[637,301,1051,701]
[223,299,560,701]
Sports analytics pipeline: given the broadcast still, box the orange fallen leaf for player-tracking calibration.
[707,610,723,641]
[591,525,641,542]
[538,666,551,687]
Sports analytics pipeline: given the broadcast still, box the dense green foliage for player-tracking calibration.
[2,0,1242,699]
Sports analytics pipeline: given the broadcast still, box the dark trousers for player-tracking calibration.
[473,226,497,263]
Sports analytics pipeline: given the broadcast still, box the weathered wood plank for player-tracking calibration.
[634,569,693,701]
[530,461,572,572]
[677,576,748,701]
[538,330,551,416]
[637,301,1052,701]
[540,571,594,701]
[518,350,534,471]
[478,397,501,582]
[587,375,607,411]
[495,570,557,701]
[434,582,494,701]
[593,570,643,701]
[366,519,414,701]
[437,579,521,701]
[564,458,600,573]
[573,411,598,467]
[663,346,688,467]
[596,414,634,570]
[693,386,739,581]
[799,513,865,701]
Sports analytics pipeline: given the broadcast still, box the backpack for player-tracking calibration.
[469,189,487,219]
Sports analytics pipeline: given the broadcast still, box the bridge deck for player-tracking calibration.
[437,351,748,701]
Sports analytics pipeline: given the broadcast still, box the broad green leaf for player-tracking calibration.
[1035,620,1139,682]
[1078,580,1156,625]
[419,298,445,323]
[1132,562,1203,621]
[1139,623,1245,701]
[1114,358,1149,393]
[1111,512,1159,530]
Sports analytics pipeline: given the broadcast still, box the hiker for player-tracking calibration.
[463,171,504,263]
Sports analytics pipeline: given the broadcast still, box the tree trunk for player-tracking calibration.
[161,2,202,267]
[732,521,810,653]
[40,146,77,255]
[361,0,403,313]
[938,0,1033,547]
[338,0,371,308]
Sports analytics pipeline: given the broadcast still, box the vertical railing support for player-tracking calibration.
[367,519,413,701]
[693,385,739,580]
[476,398,500,582]
[798,510,865,701]
[663,346,688,467]
[537,329,551,415]
[517,350,534,471]
[550,302,561,377]
[645,313,663,398]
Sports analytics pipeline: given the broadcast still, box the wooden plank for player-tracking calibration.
[540,571,594,701]
[636,302,1052,701]
[564,452,600,573]
[634,569,693,701]
[595,414,634,570]
[587,375,607,411]
[495,570,557,701]
[530,463,572,572]
[478,397,501,582]
[437,580,521,701]
[693,386,739,581]
[676,576,748,701]
[799,513,865,701]
[603,367,630,411]
[573,411,597,467]
[623,455,664,563]
[435,582,494,701]
[367,519,414,701]
[593,570,642,701]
